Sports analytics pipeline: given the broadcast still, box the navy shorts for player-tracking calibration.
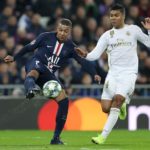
[25,57,62,88]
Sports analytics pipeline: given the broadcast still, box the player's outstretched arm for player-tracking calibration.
[73,49,101,84]
[141,18,150,30]
[4,33,46,62]
[75,47,88,58]
[135,17,150,48]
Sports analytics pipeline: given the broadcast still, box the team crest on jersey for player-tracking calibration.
[110,30,114,38]
[126,31,130,36]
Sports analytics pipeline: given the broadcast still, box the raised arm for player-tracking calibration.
[136,18,150,47]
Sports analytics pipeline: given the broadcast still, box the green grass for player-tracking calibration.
[0,130,149,150]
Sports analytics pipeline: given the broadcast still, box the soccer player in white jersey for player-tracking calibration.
[76,4,150,144]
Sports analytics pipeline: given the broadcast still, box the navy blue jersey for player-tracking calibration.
[14,32,97,76]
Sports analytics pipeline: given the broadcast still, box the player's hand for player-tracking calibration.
[4,55,14,63]
[75,47,88,58]
[141,18,150,30]
[94,75,101,84]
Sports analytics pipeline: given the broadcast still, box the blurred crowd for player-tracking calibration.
[0,0,150,96]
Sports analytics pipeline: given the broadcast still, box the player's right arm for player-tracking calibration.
[135,18,150,47]
[75,32,108,61]
[4,33,46,63]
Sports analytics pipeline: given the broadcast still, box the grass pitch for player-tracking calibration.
[0,130,149,150]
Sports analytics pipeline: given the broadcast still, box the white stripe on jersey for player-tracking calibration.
[53,41,64,56]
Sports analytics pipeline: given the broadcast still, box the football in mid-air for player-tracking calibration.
[43,80,62,98]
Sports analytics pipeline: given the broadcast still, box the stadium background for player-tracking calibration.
[0,0,150,131]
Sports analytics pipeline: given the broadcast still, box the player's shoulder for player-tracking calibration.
[66,39,76,48]
[39,31,55,38]
[99,29,111,39]
[126,24,140,30]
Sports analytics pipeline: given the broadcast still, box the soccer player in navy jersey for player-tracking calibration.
[4,18,101,145]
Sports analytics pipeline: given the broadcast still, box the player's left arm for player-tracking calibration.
[4,33,46,63]
[72,50,101,83]
[136,17,150,47]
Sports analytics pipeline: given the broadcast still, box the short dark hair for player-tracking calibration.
[110,4,125,14]
[59,18,72,28]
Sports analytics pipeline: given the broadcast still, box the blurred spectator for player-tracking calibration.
[16,0,32,15]
[100,15,111,30]
[47,7,64,31]
[4,37,15,55]
[121,0,132,15]
[85,17,98,41]
[59,65,73,87]
[33,0,58,16]
[95,26,105,41]
[27,13,45,37]
[0,6,14,29]
[128,5,140,25]
[73,5,86,29]
[76,73,101,96]
[16,28,31,45]
[98,0,114,16]
[61,0,75,19]
[138,0,150,17]
[0,48,7,60]
[18,5,33,31]
[84,0,99,19]
[0,30,9,46]
[72,24,86,45]
[6,15,17,36]
[6,0,16,9]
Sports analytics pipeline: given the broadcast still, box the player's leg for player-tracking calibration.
[50,89,69,145]
[92,74,137,144]
[24,58,44,99]
[92,99,112,144]
[92,95,125,145]
[38,72,69,145]
[92,74,118,144]
[24,69,40,99]
[101,100,113,113]
[100,94,125,139]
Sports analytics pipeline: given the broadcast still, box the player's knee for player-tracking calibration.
[112,95,125,108]
[55,89,67,101]
[101,106,110,113]
[27,70,39,79]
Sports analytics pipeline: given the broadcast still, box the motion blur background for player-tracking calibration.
[0,0,150,130]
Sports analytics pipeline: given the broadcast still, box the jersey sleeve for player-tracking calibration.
[72,49,98,76]
[86,32,108,61]
[14,33,46,60]
[134,25,150,48]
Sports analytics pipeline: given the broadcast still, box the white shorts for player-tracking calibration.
[101,73,137,104]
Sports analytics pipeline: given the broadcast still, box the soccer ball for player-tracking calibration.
[43,80,62,98]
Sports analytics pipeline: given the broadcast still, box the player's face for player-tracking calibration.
[110,10,125,28]
[56,24,71,42]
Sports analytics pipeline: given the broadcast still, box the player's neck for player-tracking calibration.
[114,23,125,29]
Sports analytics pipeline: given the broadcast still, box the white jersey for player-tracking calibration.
[86,24,150,75]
